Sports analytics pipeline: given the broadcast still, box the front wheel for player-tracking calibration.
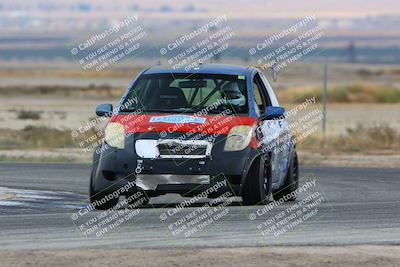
[242,156,272,205]
[89,166,118,210]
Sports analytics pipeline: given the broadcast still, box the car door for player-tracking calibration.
[253,72,290,189]
[259,71,292,188]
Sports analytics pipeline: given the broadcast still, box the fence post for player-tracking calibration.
[322,63,328,136]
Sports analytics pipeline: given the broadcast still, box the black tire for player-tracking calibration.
[242,156,272,205]
[273,151,299,201]
[89,165,118,210]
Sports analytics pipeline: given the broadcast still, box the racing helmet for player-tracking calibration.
[221,82,246,106]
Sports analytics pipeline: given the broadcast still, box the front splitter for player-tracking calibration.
[135,174,210,190]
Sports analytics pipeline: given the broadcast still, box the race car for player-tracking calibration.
[90,64,299,209]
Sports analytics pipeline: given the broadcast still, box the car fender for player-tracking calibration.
[238,149,269,195]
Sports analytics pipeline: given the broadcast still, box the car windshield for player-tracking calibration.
[121,73,248,115]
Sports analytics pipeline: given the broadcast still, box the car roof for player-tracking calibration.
[142,63,255,76]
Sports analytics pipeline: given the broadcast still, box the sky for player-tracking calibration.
[2,0,399,19]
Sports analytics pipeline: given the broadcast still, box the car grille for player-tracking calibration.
[135,139,212,159]
[157,139,212,159]
[158,142,208,157]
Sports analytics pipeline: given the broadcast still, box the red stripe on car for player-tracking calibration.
[111,114,257,136]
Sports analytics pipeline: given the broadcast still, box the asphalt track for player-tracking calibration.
[0,162,399,250]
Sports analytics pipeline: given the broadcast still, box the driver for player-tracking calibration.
[221,82,246,106]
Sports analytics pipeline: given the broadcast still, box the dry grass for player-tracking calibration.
[0,123,399,155]
[278,84,400,103]
[0,84,124,98]
[17,110,42,120]
[0,67,142,78]
[299,123,400,152]
[2,83,400,104]
[0,126,76,149]
[0,125,103,151]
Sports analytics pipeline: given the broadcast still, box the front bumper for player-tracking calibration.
[135,174,210,190]
[93,132,259,195]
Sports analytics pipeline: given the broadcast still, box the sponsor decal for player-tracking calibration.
[150,115,206,124]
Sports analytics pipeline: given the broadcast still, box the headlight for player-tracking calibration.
[224,125,253,152]
[104,122,125,149]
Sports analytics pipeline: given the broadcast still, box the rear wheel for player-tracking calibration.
[242,156,272,205]
[273,151,299,201]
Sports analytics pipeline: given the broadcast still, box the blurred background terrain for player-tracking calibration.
[0,0,399,167]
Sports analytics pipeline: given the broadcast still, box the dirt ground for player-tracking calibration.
[1,246,399,267]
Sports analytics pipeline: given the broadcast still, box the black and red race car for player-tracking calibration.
[90,64,298,209]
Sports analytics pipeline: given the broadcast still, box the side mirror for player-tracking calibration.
[260,106,285,120]
[96,104,113,116]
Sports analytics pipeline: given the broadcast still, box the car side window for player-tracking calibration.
[253,73,270,114]
[259,72,279,106]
